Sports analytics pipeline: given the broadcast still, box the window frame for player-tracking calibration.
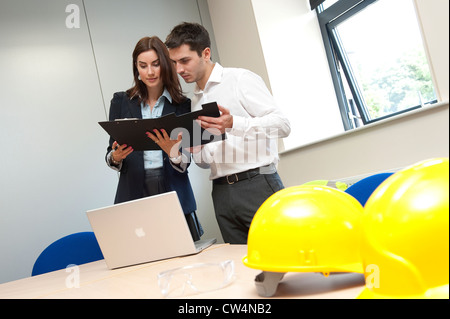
[316,0,432,130]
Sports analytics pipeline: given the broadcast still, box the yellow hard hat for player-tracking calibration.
[358,158,449,299]
[242,185,364,296]
[303,179,348,191]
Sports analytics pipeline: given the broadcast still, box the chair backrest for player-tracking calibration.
[345,172,394,206]
[32,231,104,276]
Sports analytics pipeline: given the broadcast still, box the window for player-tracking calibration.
[316,0,437,129]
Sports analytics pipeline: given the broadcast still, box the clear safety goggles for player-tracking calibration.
[157,260,235,298]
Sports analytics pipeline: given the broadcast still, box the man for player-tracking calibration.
[166,22,291,244]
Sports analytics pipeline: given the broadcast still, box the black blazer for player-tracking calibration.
[106,91,197,214]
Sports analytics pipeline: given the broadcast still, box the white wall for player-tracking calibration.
[0,0,115,284]
[415,0,449,102]
[251,0,345,151]
[0,0,222,284]
[207,0,271,89]
[279,103,449,186]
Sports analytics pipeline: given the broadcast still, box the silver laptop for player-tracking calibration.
[86,191,216,269]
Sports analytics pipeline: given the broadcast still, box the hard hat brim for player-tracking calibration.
[243,256,364,274]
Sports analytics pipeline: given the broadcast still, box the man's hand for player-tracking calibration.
[197,105,233,135]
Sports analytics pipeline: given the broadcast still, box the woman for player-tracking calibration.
[106,36,203,241]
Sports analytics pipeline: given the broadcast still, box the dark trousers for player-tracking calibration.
[212,171,284,244]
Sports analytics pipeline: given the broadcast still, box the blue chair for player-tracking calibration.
[32,232,104,276]
[345,172,394,206]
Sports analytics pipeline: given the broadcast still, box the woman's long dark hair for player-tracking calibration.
[126,36,185,105]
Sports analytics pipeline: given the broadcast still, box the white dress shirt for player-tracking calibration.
[192,63,291,180]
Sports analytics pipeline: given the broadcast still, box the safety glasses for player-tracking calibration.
[157,260,235,297]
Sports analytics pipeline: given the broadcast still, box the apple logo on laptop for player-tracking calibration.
[135,227,146,238]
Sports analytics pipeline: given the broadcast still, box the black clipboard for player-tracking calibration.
[99,102,226,151]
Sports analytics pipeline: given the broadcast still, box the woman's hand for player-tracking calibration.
[111,141,133,163]
[146,129,182,158]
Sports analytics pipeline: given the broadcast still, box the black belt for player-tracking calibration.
[145,167,165,177]
[213,167,262,185]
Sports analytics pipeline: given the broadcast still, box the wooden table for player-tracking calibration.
[0,244,365,299]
